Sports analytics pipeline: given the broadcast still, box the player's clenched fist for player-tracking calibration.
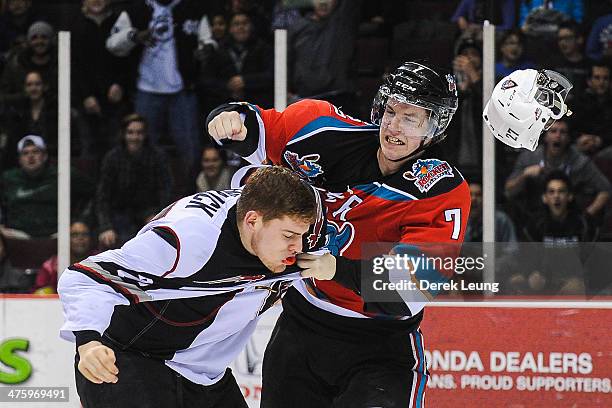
[207,111,247,142]
[77,341,119,384]
[298,253,336,280]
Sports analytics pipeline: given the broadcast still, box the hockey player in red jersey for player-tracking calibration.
[208,62,470,407]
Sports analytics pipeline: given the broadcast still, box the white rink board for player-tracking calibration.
[0,297,279,408]
[0,297,79,407]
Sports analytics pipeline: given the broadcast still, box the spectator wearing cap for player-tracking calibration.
[70,0,130,158]
[96,114,173,249]
[0,20,57,103]
[505,119,610,231]
[0,135,93,238]
[198,12,273,112]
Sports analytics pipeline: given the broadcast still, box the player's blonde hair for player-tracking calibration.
[237,166,317,224]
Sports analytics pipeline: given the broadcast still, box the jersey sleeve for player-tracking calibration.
[58,215,220,344]
[388,181,471,308]
[206,99,368,164]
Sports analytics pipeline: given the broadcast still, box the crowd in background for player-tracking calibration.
[0,0,611,297]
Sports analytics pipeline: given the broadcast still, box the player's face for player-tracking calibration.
[251,215,310,273]
[379,100,430,161]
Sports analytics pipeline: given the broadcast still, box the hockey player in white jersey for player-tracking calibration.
[58,166,333,408]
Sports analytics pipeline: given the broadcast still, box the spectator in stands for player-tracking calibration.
[71,0,130,158]
[96,114,173,249]
[495,29,535,82]
[0,70,56,170]
[512,172,595,296]
[0,21,57,103]
[0,135,93,238]
[585,12,612,61]
[0,0,41,60]
[449,37,483,170]
[574,127,604,157]
[224,0,271,41]
[105,0,217,174]
[451,0,515,36]
[519,0,583,28]
[505,119,610,227]
[31,220,95,294]
[271,0,302,31]
[288,0,362,116]
[551,20,591,99]
[210,14,227,43]
[195,146,232,192]
[198,12,273,111]
[466,180,518,243]
[0,232,22,293]
[571,62,612,147]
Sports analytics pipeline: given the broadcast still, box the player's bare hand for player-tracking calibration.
[523,164,542,178]
[298,253,336,280]
[208,111,247,142]
[77,341,119,384]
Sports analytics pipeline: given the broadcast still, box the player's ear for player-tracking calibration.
[243,210,261,231]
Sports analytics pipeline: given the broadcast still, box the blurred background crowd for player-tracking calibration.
[0,0,611,297]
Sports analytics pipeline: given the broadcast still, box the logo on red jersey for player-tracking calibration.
[283,151,324,180]
[403,159,454,193]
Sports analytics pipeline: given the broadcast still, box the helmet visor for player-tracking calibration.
[533,70,572,121]
[379,95,439,139]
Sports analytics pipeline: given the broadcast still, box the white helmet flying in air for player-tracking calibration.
[483,69,572,151]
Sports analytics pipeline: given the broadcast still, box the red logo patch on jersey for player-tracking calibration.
[283,151,324,180]
[403,159,454,193]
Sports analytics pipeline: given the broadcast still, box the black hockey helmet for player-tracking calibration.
[371,62,458,146]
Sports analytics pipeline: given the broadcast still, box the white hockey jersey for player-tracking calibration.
[58,189,309,385]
